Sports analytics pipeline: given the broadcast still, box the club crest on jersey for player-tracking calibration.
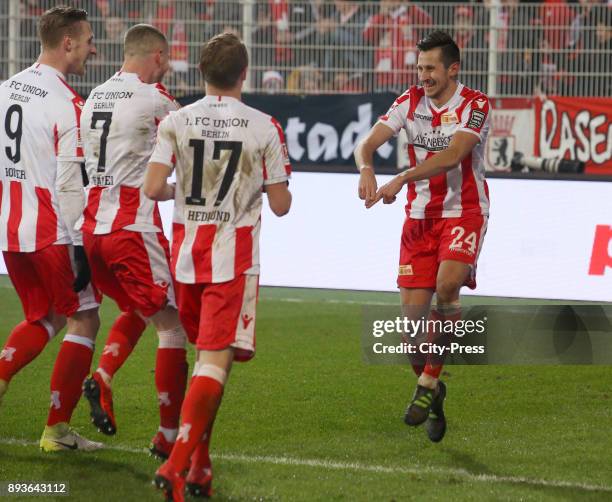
[441,113,459,125]
[398,264,413,276]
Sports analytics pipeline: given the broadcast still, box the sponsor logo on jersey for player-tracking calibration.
[398,264,413,276]
[475,98,487,109]
[414,112,433,121]
[413,133,451,151]
[467,109,486,130]
[441,113,459,125]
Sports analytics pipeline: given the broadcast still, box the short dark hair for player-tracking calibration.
[416,30,460,68]
[38,6,88,49]
[124,24,167,57]
[199,33,248,89]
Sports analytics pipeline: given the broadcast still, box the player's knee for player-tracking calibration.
[67,308,100,339]
[43,313,67,338]
[435,279,461,304]
[157,324,187,349]
[151,305,181,332]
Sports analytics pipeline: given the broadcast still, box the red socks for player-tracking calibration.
[97,312,147,379]
[167,371,225,473]
[191,423,214,471]
[0,320,52,383]
[46,334,94,426]
[422,306,461,379]
[155,347,188,432]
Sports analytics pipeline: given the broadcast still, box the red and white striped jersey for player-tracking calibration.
[150,95,292,284]
[379,83,490,219]
[80,72,179,234]
[0,63,84,252]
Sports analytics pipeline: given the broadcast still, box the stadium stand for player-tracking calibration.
[1,1,610,97]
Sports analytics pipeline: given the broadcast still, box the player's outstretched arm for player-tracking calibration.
[354,123,395,206]
[144,162,175,201]
[265,182,292,217]
[367,131,480,208]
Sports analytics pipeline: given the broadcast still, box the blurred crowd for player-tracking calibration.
[1,0,610,96]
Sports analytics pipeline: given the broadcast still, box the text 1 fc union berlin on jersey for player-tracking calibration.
[79,72,179,234]
[0,63,84,252]
[379,82,490,219]
[150,95,291,284]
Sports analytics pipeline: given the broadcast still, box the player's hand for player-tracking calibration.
[358,167,377,206]
[366,175,405,208]
[72,245,91,293]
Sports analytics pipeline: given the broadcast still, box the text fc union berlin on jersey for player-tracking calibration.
[150,95,291,284]
[379,83,491,219]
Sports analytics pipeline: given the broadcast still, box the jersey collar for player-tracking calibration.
[427,81,464,113]
[33,62,66,80]
[203,95,239,103]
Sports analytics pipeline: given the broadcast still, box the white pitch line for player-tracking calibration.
[1,438,611,494]
[261,297,398,306]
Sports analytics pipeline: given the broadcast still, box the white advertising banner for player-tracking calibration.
[254,173,611,301]
[1,173,610,301]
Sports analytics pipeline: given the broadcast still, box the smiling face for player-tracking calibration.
[417,47,459,101]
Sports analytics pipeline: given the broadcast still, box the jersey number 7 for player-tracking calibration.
[90,111,112,173]
[187,139,242,207]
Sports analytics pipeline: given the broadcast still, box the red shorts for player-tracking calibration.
[4,245,100,323]
[398,214,488,290]
[83,230,175,317]
[175,274,259,362]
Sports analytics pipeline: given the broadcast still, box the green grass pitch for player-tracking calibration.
[0,277,611,501]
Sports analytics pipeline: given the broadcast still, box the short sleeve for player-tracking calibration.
[149,113,176,169]
[55,95,85,162]
[377,91,411,136]
[154,83,180,122]
[457,95,490,141]
[262,117,291,186]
